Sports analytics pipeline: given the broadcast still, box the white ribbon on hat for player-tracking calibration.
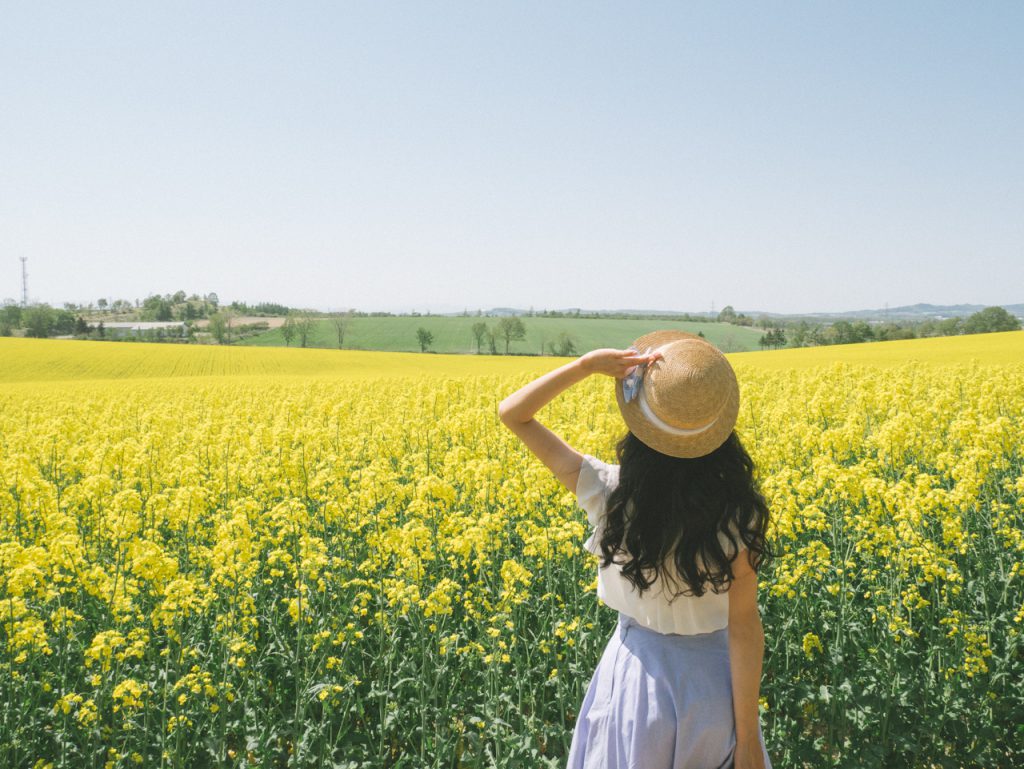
[636,384,719,436]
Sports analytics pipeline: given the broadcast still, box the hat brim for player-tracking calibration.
[615,330,739,459]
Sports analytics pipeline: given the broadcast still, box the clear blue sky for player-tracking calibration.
[2,2,1021,314]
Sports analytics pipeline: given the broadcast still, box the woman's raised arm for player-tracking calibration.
[497,348,659,493]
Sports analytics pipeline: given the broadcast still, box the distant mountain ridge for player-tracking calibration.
[477,303,1024,322]
[736,303,1024,321]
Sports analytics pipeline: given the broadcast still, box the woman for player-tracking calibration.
[498,330,773,769]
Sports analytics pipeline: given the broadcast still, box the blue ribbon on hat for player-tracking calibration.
[621,346,654,403]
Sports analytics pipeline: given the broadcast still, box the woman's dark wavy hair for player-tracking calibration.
[598,430,773,598]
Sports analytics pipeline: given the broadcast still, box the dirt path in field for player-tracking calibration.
[193,316,286,328]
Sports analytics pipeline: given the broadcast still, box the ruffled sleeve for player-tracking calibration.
[575,454,620,528]
[717,518,748,555]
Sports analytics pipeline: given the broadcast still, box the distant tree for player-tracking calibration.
[496,316,526,354]
[24,304,56,338]
[939,317,963,336]
[789,320,811,348]
[172,290,187,304]
[718,333,740,352]
[471,322,489,353]
[253,302,289,316]
[157,298,173,321]
[826,320,872,345]
[758,328,786,350]
[876,323,916,342]
[963,306,1021,334]
[1,303,23,336]
[281,315,297,346]
[487,330,497,354]
[332,310,354,348]
[829,321,854,345]
[416,327,434,352]
[295,313,315,348]
[97,298,108,311]
[206,292,219,308]
[851,321,874,343]
[546,331,578,357]
[74,316,90,335]
[178,302,199,321]
[208,311,229,344]
[717,306,737,323]
[141,294,174,322]
[96,321,105,339]
[224,309,238,343]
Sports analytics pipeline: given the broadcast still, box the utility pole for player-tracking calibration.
[20,257,28,307]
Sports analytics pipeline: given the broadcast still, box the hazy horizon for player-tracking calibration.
[4,2,1022,315]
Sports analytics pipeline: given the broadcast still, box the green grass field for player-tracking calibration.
[238,315,766,354]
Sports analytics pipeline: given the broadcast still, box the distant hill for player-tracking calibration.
[488,303,1024,322]
[744,303,1024,322]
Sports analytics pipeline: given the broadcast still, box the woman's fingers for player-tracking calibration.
[615,352,660,376]
[591,348,661,378]
[620,352,660,365]
[614,356,638,373]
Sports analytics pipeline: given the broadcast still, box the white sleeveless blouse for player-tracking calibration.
[576,453,745,636]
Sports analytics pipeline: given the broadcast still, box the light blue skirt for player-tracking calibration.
[567,612,772,769]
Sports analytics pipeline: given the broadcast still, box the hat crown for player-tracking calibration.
[615,329,740,458]
[644,339,734,429]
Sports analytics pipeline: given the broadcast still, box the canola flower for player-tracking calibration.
[0,334,1022,767]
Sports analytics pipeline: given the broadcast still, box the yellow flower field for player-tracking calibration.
[1,333,1022,767]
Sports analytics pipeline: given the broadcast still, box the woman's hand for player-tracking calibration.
[733,737,767,769]
[579,347,662,379]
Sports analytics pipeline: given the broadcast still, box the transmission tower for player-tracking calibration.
[20,257,28,307]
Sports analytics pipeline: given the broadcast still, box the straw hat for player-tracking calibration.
[614,330,740,459]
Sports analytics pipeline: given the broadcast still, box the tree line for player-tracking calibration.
[3,293,1019,352]
[749,305,1021,350]
[413,316,581,356]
